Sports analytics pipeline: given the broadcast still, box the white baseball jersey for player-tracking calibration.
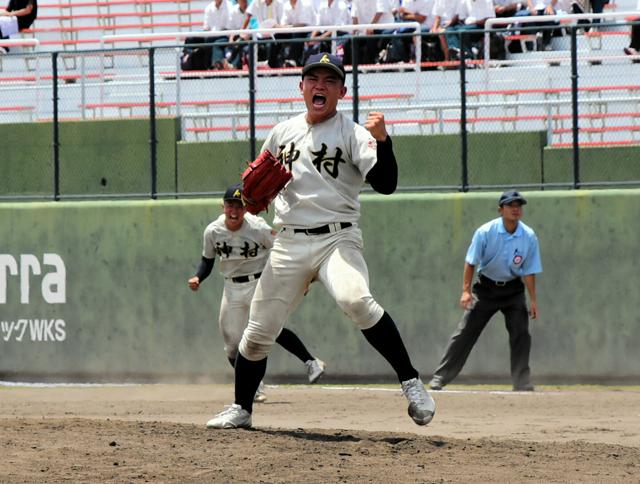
[315,0,351,27]
[202,213,274,278]
[203,0,231,31]
[261,111,379,228]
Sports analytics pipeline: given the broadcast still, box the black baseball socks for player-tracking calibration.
[361,311,419,383]
[234,353,267,413]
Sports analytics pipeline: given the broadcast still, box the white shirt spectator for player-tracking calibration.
[532,0,556,10]
[458,0,495,23]
[351,0,395,25]
[246,0,284,29]
[203,0,230,31]
[281,0,314,26]
[432,0,462,25]
[309,0,323,14]
[400,0,435,29]
[315,0,351,27]
[228,0,249,30]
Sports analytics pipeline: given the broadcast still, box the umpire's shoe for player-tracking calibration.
[206,404,252,429]
[401,377,436,426]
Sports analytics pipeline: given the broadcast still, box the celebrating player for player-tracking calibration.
[429,191,542,392]
[206,53,436,429]
[188,184,326,403]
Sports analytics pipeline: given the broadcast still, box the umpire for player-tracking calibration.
[429,191,542,392]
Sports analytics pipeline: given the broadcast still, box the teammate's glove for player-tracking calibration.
[241,150,292,215]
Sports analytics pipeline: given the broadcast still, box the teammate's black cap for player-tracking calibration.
[302,53,346,81]
[223,183,243,202]
[499,190,527,206]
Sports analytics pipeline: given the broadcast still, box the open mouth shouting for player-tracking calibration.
[312,93,327,108]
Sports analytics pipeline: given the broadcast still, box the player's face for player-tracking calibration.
[300,68,347,124]
[499,202,524,223]
[223,200,246,231]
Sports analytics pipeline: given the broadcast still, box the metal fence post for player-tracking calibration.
[249,37,257,161]
[351,35,359,124]
[459,31,469,192]
[570,26,580,189]
[52,51,60,201]
[149,47,158,199]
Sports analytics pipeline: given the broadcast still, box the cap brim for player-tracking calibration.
[301,63,345,80]
[500,197,527,206]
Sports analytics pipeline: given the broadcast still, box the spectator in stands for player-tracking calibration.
[384,0,436,63]
[445,0,496,60]
[514,0,559,51]
[493,0,528,17]
[624,1,640,61]
[227,0,249,69]
[242,0,285,67]
[391,0,439,62]
[304,0,351,64]
[431,0,461,61]
[202,0,232,69]
[278,0,315,67]
[350,0,397,64]
[0,0,37,53]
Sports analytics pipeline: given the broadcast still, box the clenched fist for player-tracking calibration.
[188,276,200,291]
[364,111,389,142]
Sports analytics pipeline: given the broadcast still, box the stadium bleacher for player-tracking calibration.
[0,0,638,147]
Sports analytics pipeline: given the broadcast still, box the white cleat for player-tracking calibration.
[305,359,326,384]
[206,404,252,429]
[254,381,267,403]
[401,377,436,426]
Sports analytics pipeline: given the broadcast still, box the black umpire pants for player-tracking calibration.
[433,275,532,388]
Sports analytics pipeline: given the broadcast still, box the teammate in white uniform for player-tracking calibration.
[188,184,326,403]
[207,53,436,429]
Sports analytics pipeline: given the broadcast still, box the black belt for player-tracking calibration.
[479,274,521,287]
[231,272,262,283]
[292,222,352,235]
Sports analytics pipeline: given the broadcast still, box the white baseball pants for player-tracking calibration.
[218,279,260,360]
[239,225,385,361]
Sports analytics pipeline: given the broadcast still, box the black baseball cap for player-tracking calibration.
[223,183,243,203]
[499,190,527,206]
[301,53,346,82]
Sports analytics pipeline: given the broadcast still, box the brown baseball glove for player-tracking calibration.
[241,150,292,215]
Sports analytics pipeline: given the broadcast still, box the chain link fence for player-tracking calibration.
[1,21,639,200]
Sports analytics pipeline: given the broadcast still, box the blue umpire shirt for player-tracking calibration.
[465,217,542,283]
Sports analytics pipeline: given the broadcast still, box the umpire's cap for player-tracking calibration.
[499,190,527,206]
[302,53,346,82]
[223,183,243,203]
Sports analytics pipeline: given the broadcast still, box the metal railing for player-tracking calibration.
[1,21,640,201]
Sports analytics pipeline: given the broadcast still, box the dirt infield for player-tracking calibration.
[1,384,639,482]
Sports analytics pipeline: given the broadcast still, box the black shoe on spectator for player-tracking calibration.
[448,47,461,61]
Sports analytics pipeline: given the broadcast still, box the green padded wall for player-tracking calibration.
[1,190,639,382]
[2,117,639,198]
[544,145,640,185]
[176,140,251,193]
[0,122,54,197]
[0,118,180,198]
